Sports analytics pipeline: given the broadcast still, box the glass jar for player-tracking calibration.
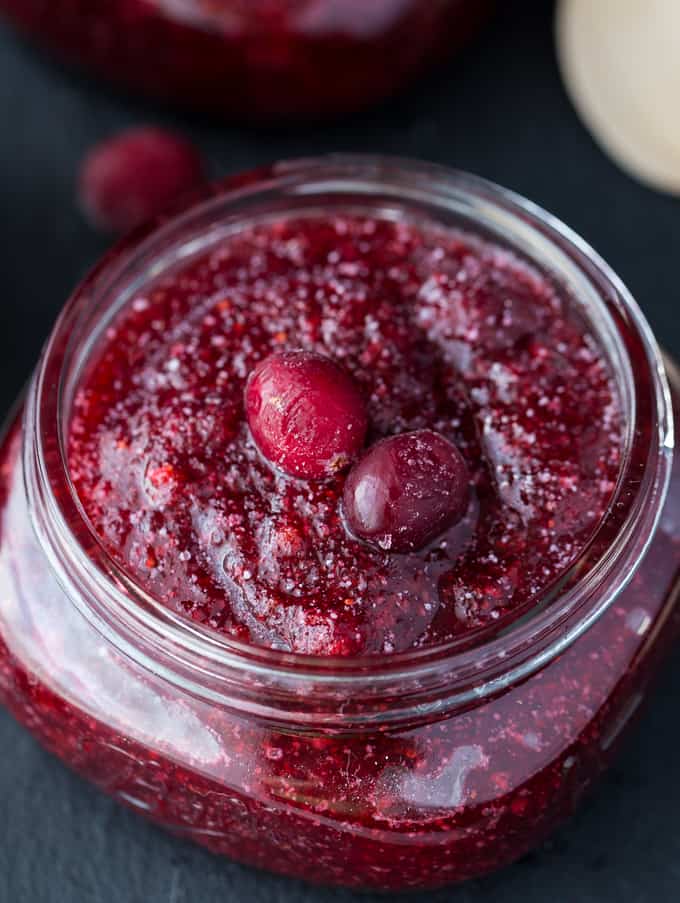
[0,1,493,120]
[0,157,678,891]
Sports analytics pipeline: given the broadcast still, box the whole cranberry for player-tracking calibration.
[78,126,205,234]
[245,351,368,480]
[343,430,469,553]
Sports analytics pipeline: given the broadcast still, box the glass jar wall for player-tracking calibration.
[0,159,677,890]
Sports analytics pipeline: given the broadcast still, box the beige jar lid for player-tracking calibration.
[556,0,680,195]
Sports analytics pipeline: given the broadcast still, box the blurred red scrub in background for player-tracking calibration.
[0,0,493,121]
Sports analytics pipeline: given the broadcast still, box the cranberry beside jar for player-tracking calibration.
[0,1,493,120]
[0,158,678,890]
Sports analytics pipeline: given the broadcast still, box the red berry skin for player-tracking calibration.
[245,351,368,480]
[78,126,205,234]
[343,430,469,553]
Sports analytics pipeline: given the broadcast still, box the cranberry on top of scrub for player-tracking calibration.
[68,214,622,656]
[245,349,368,480]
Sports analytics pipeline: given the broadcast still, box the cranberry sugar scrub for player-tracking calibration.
[67,212,621,653]
[0,158,678,889]
[0,0,492,120]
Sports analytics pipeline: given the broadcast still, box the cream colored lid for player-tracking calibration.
[556,0,680,195]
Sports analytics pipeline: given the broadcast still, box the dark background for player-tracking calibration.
[1,2,680,901]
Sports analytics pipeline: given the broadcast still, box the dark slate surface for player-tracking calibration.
[1,2,679,901]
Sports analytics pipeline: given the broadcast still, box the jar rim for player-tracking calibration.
[25,155,674,726]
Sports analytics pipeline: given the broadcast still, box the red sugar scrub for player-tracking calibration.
[66,208,622,655]
[0,159,678,890]
[0,1,494,120]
